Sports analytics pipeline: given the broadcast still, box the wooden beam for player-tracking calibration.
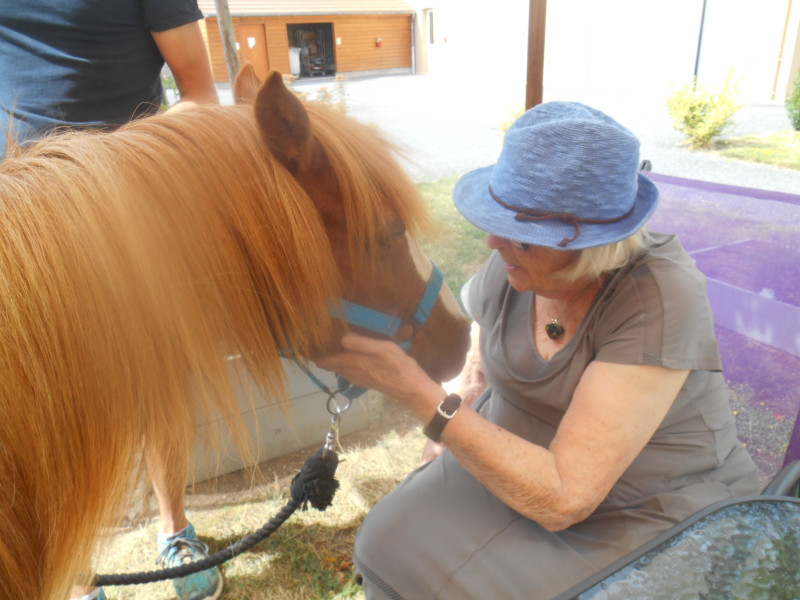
[525,0,546,109]
[213,0,241,83]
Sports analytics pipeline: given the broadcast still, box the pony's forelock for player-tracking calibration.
[304,102,432,276]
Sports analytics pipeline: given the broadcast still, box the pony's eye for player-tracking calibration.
[379,219,406,249]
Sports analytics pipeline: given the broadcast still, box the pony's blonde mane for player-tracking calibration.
[302,102,432,273]
[0,100,422,600]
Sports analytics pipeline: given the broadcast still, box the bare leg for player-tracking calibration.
[148,447,225,600]
[146,447,191,535]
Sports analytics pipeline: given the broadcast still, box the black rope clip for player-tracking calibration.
[291,446,340,510]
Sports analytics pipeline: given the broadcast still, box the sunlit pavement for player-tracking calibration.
[219,71,800,194]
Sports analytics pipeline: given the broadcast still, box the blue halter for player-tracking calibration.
[330,260,444,399]
[289,261,445,402]
[336,261,444,352]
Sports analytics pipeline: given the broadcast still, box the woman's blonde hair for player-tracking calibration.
[555,228,648,282]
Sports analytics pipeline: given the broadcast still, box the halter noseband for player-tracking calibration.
[335,260,444,352]
[287,261,444,402]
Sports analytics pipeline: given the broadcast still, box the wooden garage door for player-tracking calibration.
[238,23,270,80]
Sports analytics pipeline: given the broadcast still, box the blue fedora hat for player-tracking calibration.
[453,101,659,250]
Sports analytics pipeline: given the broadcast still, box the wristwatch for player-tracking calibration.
[422,393,462,443]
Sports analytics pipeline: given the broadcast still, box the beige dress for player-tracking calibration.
[353,232,760,600]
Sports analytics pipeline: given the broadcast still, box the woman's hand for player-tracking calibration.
[314,333,446,420]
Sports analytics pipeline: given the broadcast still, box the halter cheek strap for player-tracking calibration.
[327,261,443,399]
[335,261,444,352]
[288,260,445,402]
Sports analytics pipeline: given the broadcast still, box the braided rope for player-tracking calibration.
[94,448,339,587]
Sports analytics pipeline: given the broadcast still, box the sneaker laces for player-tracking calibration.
[156,536,211,568]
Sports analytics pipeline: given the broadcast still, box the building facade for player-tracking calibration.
[196,0,422,82]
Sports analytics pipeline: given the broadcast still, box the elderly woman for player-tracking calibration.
[317,102,760,599]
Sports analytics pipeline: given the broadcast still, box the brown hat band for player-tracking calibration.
[488,185,636,247]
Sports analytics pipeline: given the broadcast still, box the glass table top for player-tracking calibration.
[558,497,800,600]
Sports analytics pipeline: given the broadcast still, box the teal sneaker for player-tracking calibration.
[73,589,106,600]
[156,524,224,600]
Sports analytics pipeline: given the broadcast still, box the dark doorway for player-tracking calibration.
[287,23,336,77]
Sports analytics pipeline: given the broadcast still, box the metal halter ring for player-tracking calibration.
[327,392,352,417]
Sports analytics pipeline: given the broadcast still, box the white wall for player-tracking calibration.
[420,0,530,101]
[543,0,702,112]
[426,0,798,108]
[194,358,382,482]
[698,0,794,103]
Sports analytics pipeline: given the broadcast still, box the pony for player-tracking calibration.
[0,66,471,600]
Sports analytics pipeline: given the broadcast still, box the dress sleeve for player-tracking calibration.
[594,243,723,372]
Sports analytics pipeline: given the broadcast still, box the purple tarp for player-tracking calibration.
[646,172,800,474]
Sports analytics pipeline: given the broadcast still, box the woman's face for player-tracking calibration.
[486,234,580,297]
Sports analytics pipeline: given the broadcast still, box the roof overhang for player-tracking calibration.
[197,1,415,18]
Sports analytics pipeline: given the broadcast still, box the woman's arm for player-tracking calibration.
[445,360,688,530]
[316,333,688,531]
[422,321,486,463]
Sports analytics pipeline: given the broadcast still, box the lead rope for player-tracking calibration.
[94,385,348,587]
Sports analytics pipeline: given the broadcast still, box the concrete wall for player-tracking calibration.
[194,358,383,482]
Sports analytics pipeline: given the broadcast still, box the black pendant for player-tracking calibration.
[545,320,565,340]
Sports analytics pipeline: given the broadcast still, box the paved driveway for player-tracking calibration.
[222,72,800,195]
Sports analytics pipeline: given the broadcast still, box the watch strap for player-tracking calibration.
[422,393,462,443]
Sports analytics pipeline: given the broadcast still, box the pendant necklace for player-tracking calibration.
[542,281,598,341]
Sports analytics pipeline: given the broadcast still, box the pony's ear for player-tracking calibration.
[233,63,261,105]
[254,70,313,176]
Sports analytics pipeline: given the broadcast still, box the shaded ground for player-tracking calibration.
[102,402,421,600]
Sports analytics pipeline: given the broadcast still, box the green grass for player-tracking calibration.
[715,130,800,170]
[417,175,492,306]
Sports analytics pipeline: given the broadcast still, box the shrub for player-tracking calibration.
[314,75,349,114]
[499,103,525,135]
[160,71,180,109]
[786,70,800,131]
[666,68,742,148]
